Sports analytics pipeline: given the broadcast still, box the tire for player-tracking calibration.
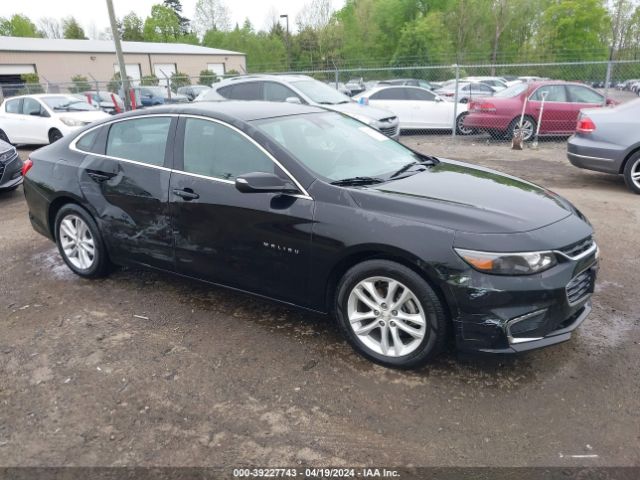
[623,152,640,194]
[48,129,63,144]
[54,204,110,278]
[0,129,11,145]
[456,112,475,135]
[508,116,536,142]
[334,260,447,369]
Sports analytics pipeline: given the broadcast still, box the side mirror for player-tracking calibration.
[285,96,301,104]
[435,97,443,102]
[235,172,299,194]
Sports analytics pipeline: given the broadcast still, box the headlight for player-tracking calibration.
[455,248,557,275]
[60,117,86,127]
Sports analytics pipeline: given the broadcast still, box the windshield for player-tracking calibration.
[493,83,528,98]
[253,112,423,182]
[42,96,96,111]
[291,80,351,105]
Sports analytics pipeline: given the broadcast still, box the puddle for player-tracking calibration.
[32,248,75,280]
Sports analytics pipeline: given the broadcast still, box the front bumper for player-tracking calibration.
[0,152,23,191]
[449,241,598,354]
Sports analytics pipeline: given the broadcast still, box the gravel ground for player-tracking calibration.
[0,136,639,468]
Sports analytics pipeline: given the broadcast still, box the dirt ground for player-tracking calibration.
[1,135,639,468]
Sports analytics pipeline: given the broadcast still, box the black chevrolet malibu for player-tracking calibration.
[23,102,599,368]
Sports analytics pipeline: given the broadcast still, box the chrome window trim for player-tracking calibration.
[69,113,313,201]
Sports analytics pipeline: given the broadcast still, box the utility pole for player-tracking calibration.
[280,14,290,71]
[106,0,131,110]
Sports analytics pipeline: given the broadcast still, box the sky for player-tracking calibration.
[4,0,346,36]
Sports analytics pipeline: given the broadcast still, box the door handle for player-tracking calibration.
[172,188,199,200]
[87,170,116,182]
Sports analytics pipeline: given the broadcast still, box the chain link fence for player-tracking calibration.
[1,60,639,144]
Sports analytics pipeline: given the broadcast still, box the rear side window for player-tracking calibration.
[530,85,567,102]
[182,118,275,180]
[223,82,263,100]
[567,86,603,104]
[5,99,21,114]
[106,117,172,166]
[370,88,406,100]
[76,128,101,152]
[264,82,300,102]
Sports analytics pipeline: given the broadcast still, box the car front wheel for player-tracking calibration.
[623,152,640,194]
[55,204,109,278]
[335,260,447,369]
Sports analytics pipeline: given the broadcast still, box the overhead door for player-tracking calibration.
[207,63,225,76]
[114,64,142,86]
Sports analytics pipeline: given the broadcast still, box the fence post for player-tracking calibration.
[603,60,612,104]
[451,63,460,139]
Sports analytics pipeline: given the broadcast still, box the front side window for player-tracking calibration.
[22,98,43,116]
[530,85,567,102]
[264,82,300,102]
[5,99,21,114]
[567,86,603,104]
[183,118,275,181]
[106,117,172,166]
[406,88,435,101]
[254,112,421,182]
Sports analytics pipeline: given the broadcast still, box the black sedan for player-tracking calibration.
[23,102,598,368]
[0,139,23,192]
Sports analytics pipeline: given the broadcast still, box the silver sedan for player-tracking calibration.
[567,98,640,194]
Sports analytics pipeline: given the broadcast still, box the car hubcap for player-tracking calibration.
[347,277,427,357]
[59,215,95,270]
[514,120,534,141]
[631,159,640,189]
[457,115,472,134]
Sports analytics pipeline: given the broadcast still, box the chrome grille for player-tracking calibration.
[0,163,5,180]
[559,237,594,259]
[566,269,594,305]
[379,125,398,137]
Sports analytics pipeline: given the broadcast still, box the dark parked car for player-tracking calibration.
[567,98,640,194]
[23,102,598,368]
[177,85,211,101]
[0,139,24,192]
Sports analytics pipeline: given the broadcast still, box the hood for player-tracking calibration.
[53,110,110,122]
[349,160,575,235]
[324,102,396,121]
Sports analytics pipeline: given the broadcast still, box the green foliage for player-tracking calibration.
[0,14,42,37]
[199,69,217,85]
[122,12,144,41]
[69,75,91,93]
[141,75,160,86]
[392,12,453,68]
[143,4,182,42]
[62,16,87,39]
[107,72,131,93]
[170,71,191,91]
[19,73,44,94]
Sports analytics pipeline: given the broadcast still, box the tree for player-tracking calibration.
[144,4,182,42]
[170,71,191,92]
[38,17,63,38]
[62,16,87,39]
[122,12,144,41]
[69,75,92,93]
[141,75,160,86]
[194,0,231,36]
[199,69,217,85]
[0,14,42,37]
[163,0,190,34]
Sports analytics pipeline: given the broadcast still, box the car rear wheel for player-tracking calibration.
[335,260,447,369]
[48,129,63,144]
[456,112,475,135]
[55,204,109,278]
[508,116,536,142]
[623,152,640,194]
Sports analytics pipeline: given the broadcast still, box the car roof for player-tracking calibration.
[218,74,313,86]
[110,100,325,122]
[5,93,78,100]
[361,85,431,96]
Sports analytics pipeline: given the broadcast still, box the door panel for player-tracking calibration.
[170,116,314,305]
[528,85,570,133]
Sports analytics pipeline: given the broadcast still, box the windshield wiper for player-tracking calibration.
[330,176,386,186]
[390,157,439,179]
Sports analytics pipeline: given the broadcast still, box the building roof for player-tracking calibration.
[0,36,244,56]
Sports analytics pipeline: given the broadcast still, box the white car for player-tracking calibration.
[354,85,472,134]
[0,94,109,145]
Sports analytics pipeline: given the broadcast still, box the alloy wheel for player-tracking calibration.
[346,276,427,357]
[58,214,96,270]
[457,114,473,135]
[513,119,535,141]
[630,158,640,189]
